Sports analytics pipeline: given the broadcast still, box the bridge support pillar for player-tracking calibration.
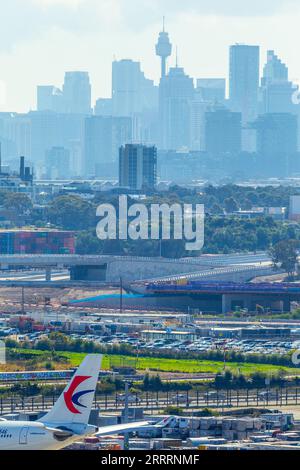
[282,299,291,313]
[222,294,250,314]
[222,294,230,314]
[45,268,52,282]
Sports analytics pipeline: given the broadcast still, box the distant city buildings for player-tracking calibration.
[84,116,132,177]
[159,66,194,150]
[29,111,85,170]
[37,72,92,115]
[253,113,298,176]
[229,44,260,124]
[196,79,226,104]
[45,146,70,179]
[119,144,157,190]
[37,86,64,113]
[112,59,158,118]
[62,72,92,115]
[205,108,242,155]
[260,50,297,115]
[0,30,300,183]
[19,156,33,185]
[254,113,298,157]
[94,98,113,116]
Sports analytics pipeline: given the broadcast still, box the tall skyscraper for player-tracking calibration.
[62,71,92,115]
[229,44,260,124]
[190,79,226,151]
[119,144,157,190]
[190,96,210,151]
[262,50,288,85]
[155,19,172,79]
[159,66,194,150]
[84,116,132,177]
[260,50,296,114]
[112,60,158,118]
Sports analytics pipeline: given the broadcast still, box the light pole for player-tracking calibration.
[120,277,123,314]
[123,382,130,451]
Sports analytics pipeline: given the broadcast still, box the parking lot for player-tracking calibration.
[65,333,298,356]
[1,326,299,357]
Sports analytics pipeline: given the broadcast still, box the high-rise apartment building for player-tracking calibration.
[119,144,157,190]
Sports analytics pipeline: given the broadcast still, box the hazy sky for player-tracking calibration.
[1,0,300,112]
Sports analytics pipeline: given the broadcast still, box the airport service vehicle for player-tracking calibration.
[0,354,152,450]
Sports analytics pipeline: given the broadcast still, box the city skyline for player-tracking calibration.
[1,0,300,112]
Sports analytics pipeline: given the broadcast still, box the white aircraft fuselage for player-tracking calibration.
[0,421,78,450]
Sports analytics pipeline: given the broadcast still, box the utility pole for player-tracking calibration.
[120,277,123,314]
[123,382,130,450]
[223,341,228,371]
[21,287,25,315]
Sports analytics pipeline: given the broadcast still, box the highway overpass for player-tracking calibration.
[0,253,274,283]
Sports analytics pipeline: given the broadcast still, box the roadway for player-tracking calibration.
[142,264,275,284]
[0,252,271,267]
[0,270,70,282]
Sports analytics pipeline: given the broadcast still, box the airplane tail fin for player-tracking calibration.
[39,354,102,434]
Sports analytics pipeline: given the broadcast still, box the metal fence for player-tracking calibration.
[1,388,300,415]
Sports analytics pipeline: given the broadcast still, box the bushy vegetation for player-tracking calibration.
[163,406,184,416]
[142,374,192,392]
[5,184,299,257]
[5,332,300,371]
[213,370,292,390]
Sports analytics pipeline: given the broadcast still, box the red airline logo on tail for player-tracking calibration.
[64,375,93,414]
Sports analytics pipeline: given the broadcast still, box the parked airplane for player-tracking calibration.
[0,354,153,450]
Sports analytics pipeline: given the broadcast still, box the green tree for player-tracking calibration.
[76,231,103,254]
[224,197,239,214]
[269,239,299,277]
[47,195,95,230]
[4,193,33,215]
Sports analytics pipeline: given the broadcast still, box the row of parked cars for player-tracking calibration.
[68,332,144,347]
[4,328,297,357]
[131,336,298,355]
